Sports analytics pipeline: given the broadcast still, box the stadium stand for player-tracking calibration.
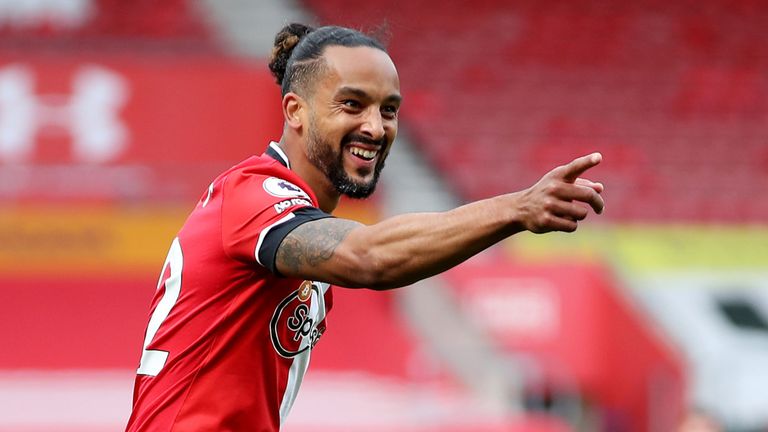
[0,0,212,44]
[305,0,768,222]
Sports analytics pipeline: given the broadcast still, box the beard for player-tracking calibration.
[306,120,387,199]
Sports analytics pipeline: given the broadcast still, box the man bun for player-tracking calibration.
[268,24,386,96]
[269,23,315,86]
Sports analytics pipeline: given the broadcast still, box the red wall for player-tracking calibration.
[443,259,686,432]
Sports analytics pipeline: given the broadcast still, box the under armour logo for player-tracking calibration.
[0,63,129,163]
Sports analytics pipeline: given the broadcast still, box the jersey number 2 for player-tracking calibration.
[137,237,183,376]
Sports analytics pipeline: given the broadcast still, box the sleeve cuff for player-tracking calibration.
[256,206,334,275]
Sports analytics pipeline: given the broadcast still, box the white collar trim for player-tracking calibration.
[269,141,291,169]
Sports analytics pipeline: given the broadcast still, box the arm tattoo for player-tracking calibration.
[276,218,360,275]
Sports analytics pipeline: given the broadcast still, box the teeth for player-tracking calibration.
[350,147,377,160]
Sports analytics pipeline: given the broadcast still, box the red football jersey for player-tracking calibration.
[126,143,335,432]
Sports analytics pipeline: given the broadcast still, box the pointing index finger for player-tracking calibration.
[560,152,602,183]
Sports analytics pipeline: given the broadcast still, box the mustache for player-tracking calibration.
[342,134,386,148]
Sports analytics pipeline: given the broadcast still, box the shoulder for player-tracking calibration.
[225,156,319,206]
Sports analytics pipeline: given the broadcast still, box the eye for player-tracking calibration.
[342,99,361,109]
[381,105,399,119]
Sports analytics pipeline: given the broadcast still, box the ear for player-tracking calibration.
[282,92,306,132]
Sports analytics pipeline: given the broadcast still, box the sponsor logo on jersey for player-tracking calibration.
[297,280,313,302]
[263,177,310,199]
[270,282,326,358]
[274,197,312,214]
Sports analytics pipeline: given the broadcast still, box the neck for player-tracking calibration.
[276,138,341,214]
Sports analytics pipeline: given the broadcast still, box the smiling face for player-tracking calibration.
[303,45,401,199]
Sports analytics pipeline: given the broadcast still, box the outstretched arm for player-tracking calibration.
[276,153,605,289]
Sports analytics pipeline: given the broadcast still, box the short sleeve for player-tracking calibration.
[221,170,332,274]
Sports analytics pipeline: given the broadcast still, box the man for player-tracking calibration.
[126,24,605,431]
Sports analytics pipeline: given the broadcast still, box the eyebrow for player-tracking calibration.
[337,86,402,104]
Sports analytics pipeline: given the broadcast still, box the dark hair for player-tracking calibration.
[269,23,386,96]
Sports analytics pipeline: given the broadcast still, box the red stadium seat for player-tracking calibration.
[306,0,768,222]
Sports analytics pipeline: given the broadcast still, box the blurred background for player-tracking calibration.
[0,0,767,431]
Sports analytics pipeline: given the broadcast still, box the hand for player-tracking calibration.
[515,152,605,233]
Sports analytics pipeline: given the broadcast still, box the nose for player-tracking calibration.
[360,108,385,141]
